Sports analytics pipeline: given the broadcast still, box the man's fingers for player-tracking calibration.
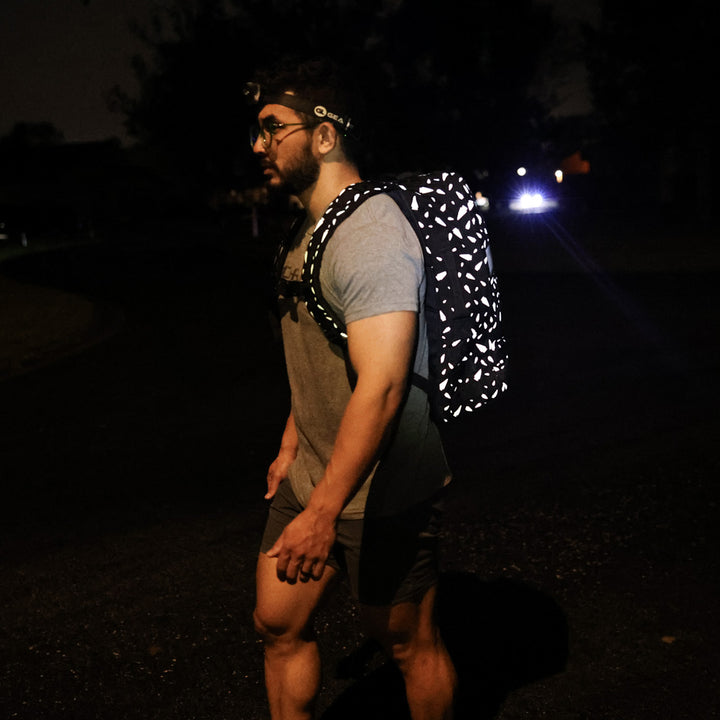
[298,559,327,582]
[299,561,315,582]
[311,559,326,581]
[280,558,300,583]
[265,540,281,559]
[265,542,298,583]
[265,474,282,500]
[264,515,332,584]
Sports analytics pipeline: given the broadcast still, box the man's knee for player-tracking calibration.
[253,603,298,646]
[253,605,275,641]
[361,587,444,667]
[361,617,414,665]
[382,624,447,671]
[254,595,322,651]
[255,552,328,647]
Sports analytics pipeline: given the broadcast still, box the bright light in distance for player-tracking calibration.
[516,167,527,176]
[555,169,563,183]
[519,192,544,209]
[509,191,559,214]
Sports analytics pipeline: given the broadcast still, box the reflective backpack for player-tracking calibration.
[280,171,509,423]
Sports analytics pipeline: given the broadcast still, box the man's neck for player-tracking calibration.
[300,163,362,223]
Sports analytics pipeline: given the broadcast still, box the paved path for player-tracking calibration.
[1,224,718,718]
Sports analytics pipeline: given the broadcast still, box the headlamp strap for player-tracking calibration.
[244,81,353,135]
[267,93,353,135]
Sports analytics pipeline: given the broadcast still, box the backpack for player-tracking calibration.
[278,171,508,423]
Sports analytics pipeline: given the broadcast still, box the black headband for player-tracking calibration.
[244,82,355,136]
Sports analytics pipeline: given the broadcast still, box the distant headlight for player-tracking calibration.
[509,191,558,214]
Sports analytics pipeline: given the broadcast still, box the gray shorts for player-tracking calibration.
[260,479,445,606]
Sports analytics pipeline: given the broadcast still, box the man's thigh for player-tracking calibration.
[360,583,439,653]
[255,552,338,637]
[348,490,445,607]
[256,479,342,635]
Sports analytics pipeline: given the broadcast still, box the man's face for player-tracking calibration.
[253,104,320,197]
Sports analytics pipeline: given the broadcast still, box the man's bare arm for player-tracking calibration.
[266,310,417,582]
[265,411,298,500]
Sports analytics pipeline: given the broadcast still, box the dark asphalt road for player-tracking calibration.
[1,215,718,719]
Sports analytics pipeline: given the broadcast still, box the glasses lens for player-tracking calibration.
[249,123,263,149]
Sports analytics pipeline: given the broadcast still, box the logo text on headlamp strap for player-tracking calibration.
[246,86,354,134]
[314,105,351,130]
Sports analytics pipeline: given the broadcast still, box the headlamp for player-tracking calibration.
[243,81,355,136]
[243,81,262,105]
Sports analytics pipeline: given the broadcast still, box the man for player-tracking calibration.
[250,58,456,720]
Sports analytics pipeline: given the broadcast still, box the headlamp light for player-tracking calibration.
[243,81,262,105]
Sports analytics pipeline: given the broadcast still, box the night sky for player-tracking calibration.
[0,0,154,144]
[1,0,597,146]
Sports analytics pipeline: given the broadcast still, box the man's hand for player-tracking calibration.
[266,507,336,583]
[266,448,294,500]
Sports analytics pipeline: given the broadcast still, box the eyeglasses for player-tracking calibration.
[249,119,315,149]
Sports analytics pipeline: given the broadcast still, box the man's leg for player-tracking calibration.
[254,552,338,720]
[360,585,457,720]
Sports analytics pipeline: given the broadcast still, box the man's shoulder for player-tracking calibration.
[323,192,420,267]
[326,191,416,251]
[341,191,408,228]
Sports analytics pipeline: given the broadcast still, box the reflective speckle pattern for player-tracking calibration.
[303,172,508,422]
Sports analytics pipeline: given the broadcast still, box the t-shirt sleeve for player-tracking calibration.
[320,195,423,326]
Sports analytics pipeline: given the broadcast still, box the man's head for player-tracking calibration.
[247,58,363,196]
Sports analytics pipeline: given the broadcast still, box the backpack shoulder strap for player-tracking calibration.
[303,179,398,345]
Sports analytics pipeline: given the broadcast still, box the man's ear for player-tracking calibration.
[316,121,340,156]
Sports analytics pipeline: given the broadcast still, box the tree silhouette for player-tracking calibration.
[111,0,556,192]
[584,0,714,214]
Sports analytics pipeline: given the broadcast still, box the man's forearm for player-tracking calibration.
[304,310,417,522]
[265,311,417,579]
[280,411,299,455]
[305,376,406,520]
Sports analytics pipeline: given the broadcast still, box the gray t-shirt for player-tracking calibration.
[278,193,451,518]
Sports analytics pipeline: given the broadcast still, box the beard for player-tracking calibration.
[266,141,320,197]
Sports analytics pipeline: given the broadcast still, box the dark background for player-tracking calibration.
[1,1,718,718]
[2,0,716,228]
